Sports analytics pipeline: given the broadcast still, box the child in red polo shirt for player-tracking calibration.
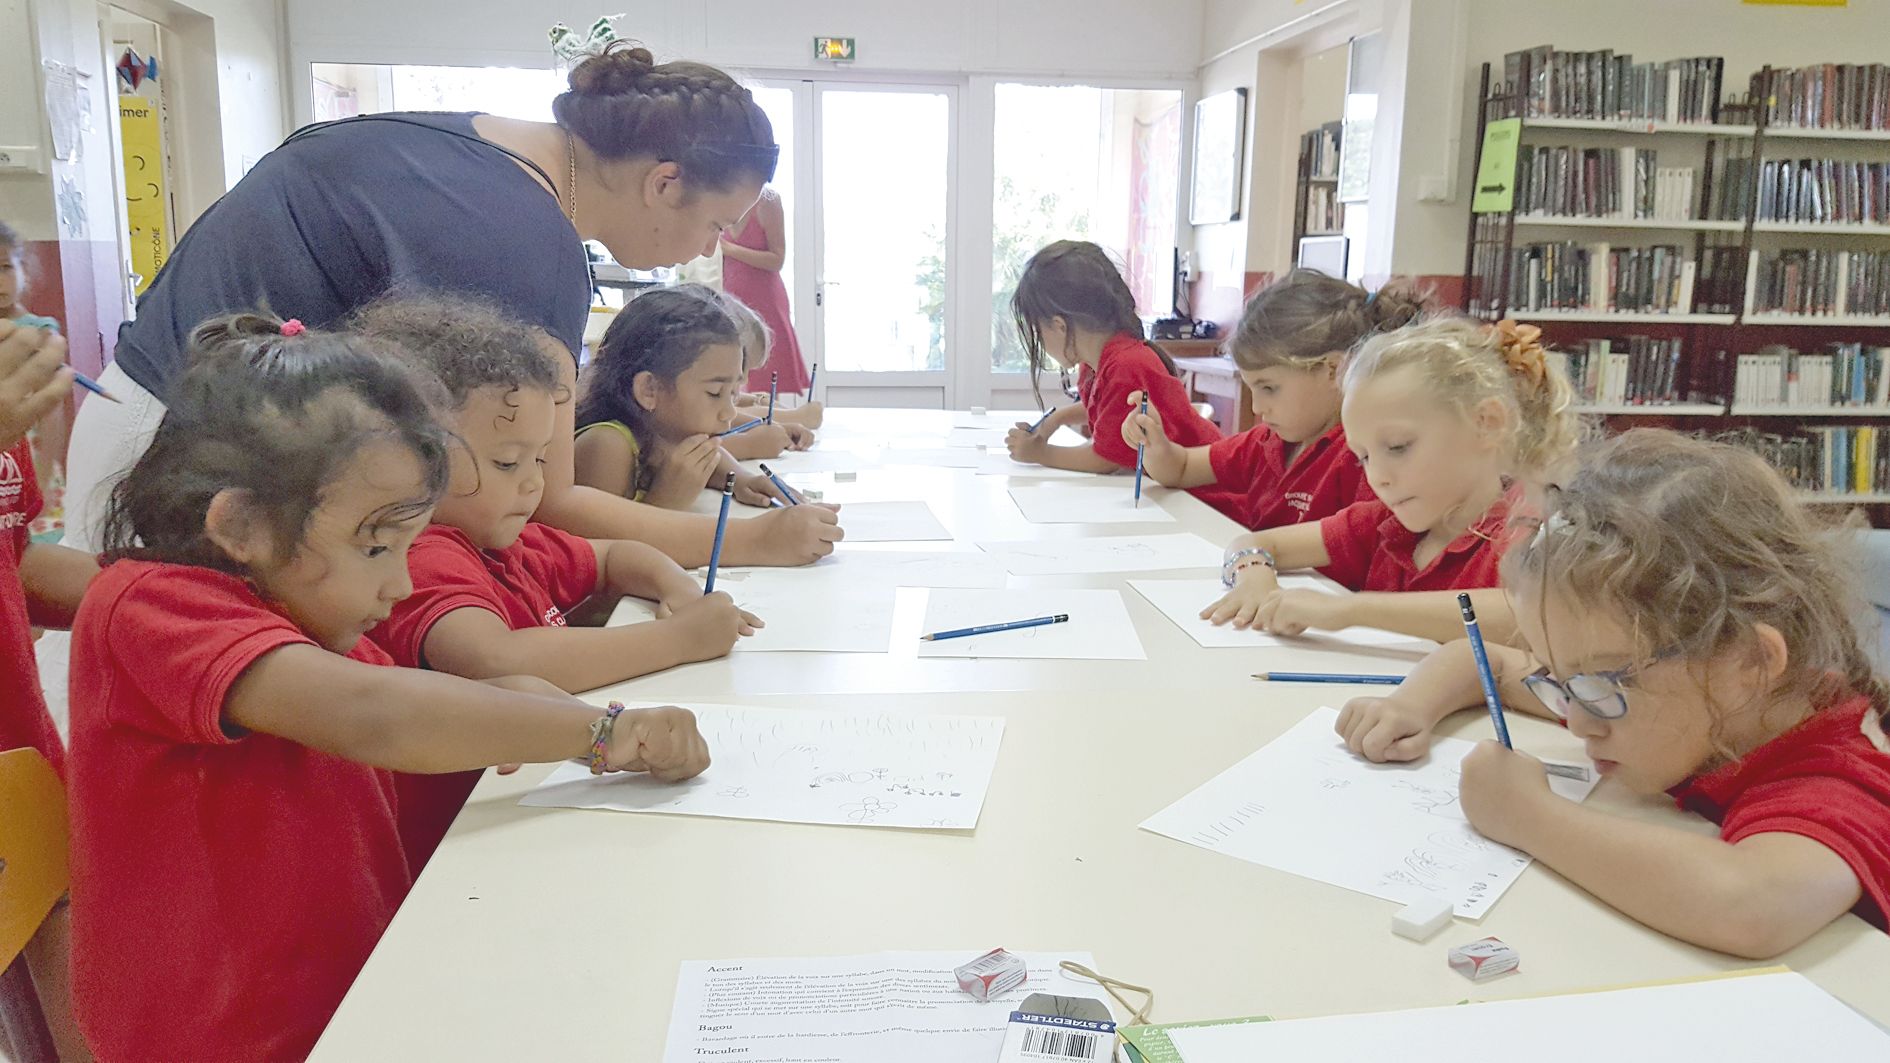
[1122,270,1421,528]
[1341,430,1890,955]
[0,318,98,1063]
[357,295,758,867]
[1004,240,1222,473]
[67,314,711,1063]
[0,320,97,775]
[1203,316,1579,645]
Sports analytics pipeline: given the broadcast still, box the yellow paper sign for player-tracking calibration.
[118,96,168,295]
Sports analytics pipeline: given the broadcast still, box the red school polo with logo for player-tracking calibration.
[1083,332,1223,469]
[1671,694,1890,931]
[370,521,600,870]
[67,560,410,1062]
[1317,487,1522,593]
[1204,422,1374,530]
[0,439,62,776]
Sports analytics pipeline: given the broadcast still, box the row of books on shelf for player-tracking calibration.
[1755,63,1890,133]
[1551,336,1698,406]
[1515,146,1696,220]
[1729,426,1890,498]
[1304,122,1340,180]
[1479,241,1746,315]
[1735,343,1890,409]
[1753,158,1890,226]
[1748,248,1890,317]
[1477,242,1890,318]
[1303,184,1343,234]
[1503,47,1724,124]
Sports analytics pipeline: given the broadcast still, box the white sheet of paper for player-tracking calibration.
[1007,484,1179,524]
[662,950,1100,1063]
[613,579,896,653]
[1126,577,1437,650]
[978,532,1224,575]
[1168,971,1890,1060]
[745,550,1007,589]
[946,426,1012,448]
[521,704,1004,830]
[1140,707,1600,918]
[917,588,1146,660]
[973,452,1102,479]
[752,448,873,474]
[879,447,987,469]
[837,501,953,542]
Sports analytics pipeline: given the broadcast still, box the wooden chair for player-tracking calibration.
[0,748,70,1063]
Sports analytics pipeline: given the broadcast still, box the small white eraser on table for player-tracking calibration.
[1391,897,1454,941]
[970,406,988,416]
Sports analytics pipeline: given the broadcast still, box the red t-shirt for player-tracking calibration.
[1671,695,1890,932]
[0,440,61,777]
[1204,422,1373,530]
[1082,332,1222,468]
[1318,487,1522,593]
[67,561,411,1063]
[370,521,599,870]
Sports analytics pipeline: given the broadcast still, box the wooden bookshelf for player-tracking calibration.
[1463,54,1890,522]
[1292,121,1344,264]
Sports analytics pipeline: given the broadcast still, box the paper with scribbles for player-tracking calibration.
[520,703,1005,830]
[1140,707,1599,918]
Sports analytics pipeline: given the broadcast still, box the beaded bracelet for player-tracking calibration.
[589,702,625,775]
[1220,546,1276,588]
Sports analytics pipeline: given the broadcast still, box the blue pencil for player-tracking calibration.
[1132,394,1149,508]
[1458,593,1513,748]
[921,613,1069,642]
[758,462,801,505]
[73,370,121,404]
[1253,671,1402,686]
[18,319,118,403]
[1027,406,1057,433]
[767,371,779,425]
[716,418,765,438]
[806,362,818,399]
[705,472,735,594]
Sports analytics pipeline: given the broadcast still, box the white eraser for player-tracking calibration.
[970,406,988,416]
[835,471,858,482]
[1392,897,1454,941]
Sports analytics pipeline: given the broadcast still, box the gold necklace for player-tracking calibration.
[564,132,578,226]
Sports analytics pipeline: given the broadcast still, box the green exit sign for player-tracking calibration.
[814,37,856,62]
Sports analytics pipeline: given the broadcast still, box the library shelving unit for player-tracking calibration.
[1462,55,1890,518]
[1292,121,1344,259]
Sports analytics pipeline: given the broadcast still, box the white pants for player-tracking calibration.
[61,361,168,554]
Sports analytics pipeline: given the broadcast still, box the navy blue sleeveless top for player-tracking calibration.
[115,112,590,396]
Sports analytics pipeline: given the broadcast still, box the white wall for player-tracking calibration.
[1392,0,1890,276]
[1298,43,1347,131]
[286,0,1207,124]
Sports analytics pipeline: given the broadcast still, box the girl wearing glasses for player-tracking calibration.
[1340,429,1890,956]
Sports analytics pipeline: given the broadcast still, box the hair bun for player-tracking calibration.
[568,42,656,97]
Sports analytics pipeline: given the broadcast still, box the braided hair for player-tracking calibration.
[553,43,778,190]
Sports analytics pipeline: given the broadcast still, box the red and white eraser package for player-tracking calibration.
[955,948,1028,1000]
[1448,936,1521,982]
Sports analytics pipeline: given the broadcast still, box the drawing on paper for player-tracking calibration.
[842,797,898,823]
[520,705,1006,831]
[1139,707,1600,918]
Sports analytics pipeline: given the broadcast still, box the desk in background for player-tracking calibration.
[1158,340,1253,436]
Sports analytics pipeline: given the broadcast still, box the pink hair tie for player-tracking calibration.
[280,319,307,337]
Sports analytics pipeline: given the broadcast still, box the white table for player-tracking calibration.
[311,410,1890,1060]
